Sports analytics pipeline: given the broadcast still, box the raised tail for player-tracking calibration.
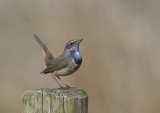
[33,34,48,50]
[33,34,54,66]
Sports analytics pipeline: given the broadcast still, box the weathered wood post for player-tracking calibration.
[22,87,88,113]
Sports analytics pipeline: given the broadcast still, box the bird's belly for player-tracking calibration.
[54,63,80,76]
[54,67,74,76]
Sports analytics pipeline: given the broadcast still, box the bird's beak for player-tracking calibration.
[78,39,83,43]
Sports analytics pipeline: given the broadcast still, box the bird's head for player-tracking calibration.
[64,39,83,53]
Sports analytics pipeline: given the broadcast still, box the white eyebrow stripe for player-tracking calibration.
[67,40,78,45]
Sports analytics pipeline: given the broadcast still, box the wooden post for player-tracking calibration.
[21,87,88,113]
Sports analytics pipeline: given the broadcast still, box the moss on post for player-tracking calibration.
[22,88,88,113]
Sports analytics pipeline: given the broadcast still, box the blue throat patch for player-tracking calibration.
[71,44,82,65]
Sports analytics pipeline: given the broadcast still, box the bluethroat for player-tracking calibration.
[33,34,83,88]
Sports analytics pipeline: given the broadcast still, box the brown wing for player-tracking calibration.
[33,34,54,66]
[41,56,70,74]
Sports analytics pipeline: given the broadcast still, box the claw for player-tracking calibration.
[66,85,71,90]
[60,86,64,89]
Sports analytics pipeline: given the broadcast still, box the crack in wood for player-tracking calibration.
[41,88,43,113]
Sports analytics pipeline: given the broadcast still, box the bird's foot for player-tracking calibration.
[59,85,71,90]
[65,85,71,90]
[59,86,64,89]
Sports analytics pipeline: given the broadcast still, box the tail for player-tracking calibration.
[33,34,54,66]
[33,34,48,50]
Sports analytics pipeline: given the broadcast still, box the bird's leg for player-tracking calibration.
[56,76,70,89]
[52,74,64,88]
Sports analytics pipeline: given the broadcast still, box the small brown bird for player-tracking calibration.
[33,34,83,88]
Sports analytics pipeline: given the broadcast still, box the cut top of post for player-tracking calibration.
[22,87,88,113]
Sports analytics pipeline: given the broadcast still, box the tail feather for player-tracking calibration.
[33,34,47,50]
[33,34,54,66]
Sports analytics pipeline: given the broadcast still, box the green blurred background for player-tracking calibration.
[0,0,160,113]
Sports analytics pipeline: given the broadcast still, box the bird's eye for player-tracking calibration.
[70,43,73,45]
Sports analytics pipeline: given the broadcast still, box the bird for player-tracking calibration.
[33,34,83,89]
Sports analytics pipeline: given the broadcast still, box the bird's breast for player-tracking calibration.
[71,61,80,71]
[71,51,82,65]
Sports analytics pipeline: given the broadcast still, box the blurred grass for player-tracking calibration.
[0,0,160,113]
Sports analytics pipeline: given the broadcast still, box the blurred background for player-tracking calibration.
[0,0,160,113]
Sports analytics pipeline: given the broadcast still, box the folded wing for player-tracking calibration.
[41,56,69,74]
